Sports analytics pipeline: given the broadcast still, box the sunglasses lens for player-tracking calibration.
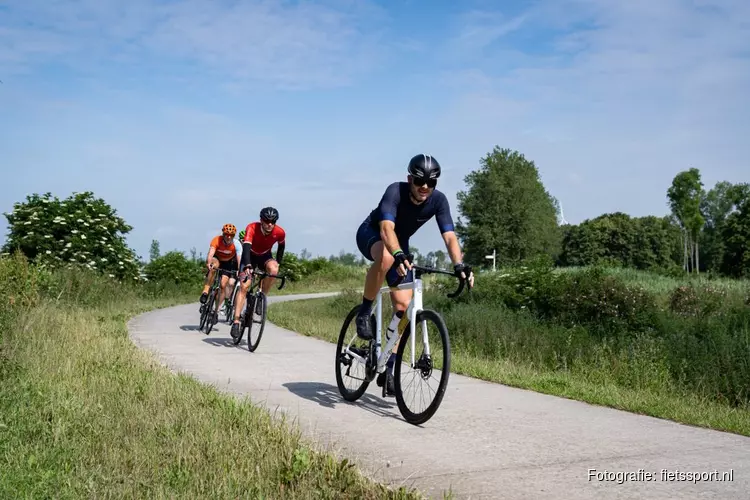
[414,177,437,188]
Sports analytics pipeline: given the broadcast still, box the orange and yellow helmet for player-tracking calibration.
[222,223,237,236]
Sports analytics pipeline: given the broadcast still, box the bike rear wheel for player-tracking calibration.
[335,305,376,402]
[393,309,451,425]
[246,292,267,352]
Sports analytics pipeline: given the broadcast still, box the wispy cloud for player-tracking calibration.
[434,0,750,223]
[1,0,748,261]
[0,0,390,89]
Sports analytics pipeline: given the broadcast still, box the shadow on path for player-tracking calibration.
[202,337,246,348]
[283,381,403,421]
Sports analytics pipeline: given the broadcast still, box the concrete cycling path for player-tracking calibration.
[128,292,750,499]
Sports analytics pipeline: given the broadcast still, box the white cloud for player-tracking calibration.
[432,0,750,225]
[0,0,390,89]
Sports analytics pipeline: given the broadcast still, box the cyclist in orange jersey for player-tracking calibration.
[200,223,241,324]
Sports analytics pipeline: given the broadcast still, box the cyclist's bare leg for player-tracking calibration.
[356,241,394,340]
[364,241,393,300]
[215,272,229,314]
[233,270,252,324]
[260,259,279,295]
[200,257,220,303]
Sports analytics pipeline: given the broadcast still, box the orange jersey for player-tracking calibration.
[210,235,237,262]
[243,222,285,254]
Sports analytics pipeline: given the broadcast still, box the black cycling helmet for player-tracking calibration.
[259,206,279,223]
[408,154,441,180]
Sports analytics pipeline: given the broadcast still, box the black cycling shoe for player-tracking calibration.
[355,314,373,340]
[377,370,395,397]
[386,371,395,397]
[230,322,240,339]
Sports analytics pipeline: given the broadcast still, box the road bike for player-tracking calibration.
[231,268,287,351]
[335,258,471,425]
[198,267,236,334]
[224,277,242,325]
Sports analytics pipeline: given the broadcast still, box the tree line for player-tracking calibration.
[3,148,748,281]
[454,147,750,278]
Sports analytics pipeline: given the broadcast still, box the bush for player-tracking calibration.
[454,264,659,337]
[668,283,729,318]
[143,251,204,285]
[2,191,141,281]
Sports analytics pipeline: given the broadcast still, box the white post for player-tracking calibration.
[485,249,496,272]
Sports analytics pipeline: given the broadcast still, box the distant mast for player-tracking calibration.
[558,202,568,225]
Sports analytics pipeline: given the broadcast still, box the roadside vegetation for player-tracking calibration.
[0,193,416,499]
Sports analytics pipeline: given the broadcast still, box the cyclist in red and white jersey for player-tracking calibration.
[230,207,286,339]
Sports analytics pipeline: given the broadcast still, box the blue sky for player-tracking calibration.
[1,0,748,262]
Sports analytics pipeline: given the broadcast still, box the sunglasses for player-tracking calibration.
[412,177,437,188]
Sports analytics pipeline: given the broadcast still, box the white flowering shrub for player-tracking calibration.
[2,191,141,281]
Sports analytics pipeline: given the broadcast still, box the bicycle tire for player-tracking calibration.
[393,309,451,425]
[203,289,217,335]
[198,300,209,331]
[335,305,374,402]
[233,293,252,345]
[246,292,267,352]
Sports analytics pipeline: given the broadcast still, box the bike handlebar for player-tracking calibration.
[394,253,472,299]
[240,268,287,290]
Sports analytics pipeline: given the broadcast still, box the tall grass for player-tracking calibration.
[268,264,750,436]
[0,253,420,499]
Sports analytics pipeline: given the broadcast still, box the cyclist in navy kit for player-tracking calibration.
[355,153,475,395]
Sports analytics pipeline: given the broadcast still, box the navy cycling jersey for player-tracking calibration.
[365,182,455,242]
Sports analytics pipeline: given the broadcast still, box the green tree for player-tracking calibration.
[667,168,705,273]
[558,213,682,271]
[143,250,203,284]
[456,147,560,267]
[719,188,750,278]
[2,191,141,280]
[700,181,750,272]
[149,239,161,261]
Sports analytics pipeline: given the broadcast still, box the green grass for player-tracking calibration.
[0,256,421,499]
[267,285,750,438]
[275,266,367,295]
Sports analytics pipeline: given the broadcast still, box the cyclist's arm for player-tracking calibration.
[435,191,462,265]
[441,231,463,265]
[240,242,253,270]
[276,241,285,265]
[379,220,403,256]
[240,224,255,270]
[377,182,404,256]
[206,246,217,267]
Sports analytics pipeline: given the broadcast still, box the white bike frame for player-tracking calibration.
[344,275,429,374]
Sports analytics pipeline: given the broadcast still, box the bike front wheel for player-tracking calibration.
[393,309,451,425]
[246,292,267,352]
[202,289,217,335]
